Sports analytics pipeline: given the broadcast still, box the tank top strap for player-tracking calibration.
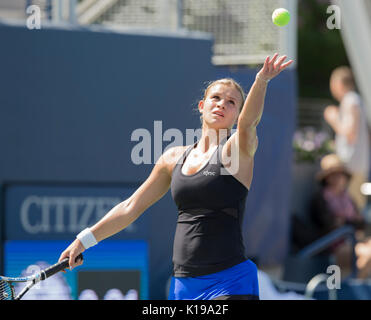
[177,134,230,166]
[176,142,197,166]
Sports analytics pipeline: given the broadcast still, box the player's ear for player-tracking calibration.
[198,100,204,115]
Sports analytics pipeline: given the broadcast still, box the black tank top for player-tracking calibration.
[170,137,249,277]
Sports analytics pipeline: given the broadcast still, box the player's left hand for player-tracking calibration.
[256,53,294,82]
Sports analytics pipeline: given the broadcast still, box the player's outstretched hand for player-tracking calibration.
[58,239,85,271]
[256,53,294,82]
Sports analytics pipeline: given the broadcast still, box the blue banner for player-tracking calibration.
[4,240,149,300]
[4,184,149,240]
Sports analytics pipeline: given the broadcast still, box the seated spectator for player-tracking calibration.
[310,154,365,237]
[356,238,371,279]
[309,154,365,276]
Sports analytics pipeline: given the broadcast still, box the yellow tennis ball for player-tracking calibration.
[272,8,290,27]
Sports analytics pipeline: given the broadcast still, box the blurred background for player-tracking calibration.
[0,0,371,300]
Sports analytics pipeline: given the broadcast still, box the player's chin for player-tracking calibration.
[210,120,233,131]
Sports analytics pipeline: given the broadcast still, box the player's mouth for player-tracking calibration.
[212,111,224,117]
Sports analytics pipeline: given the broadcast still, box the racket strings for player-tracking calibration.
[0,280,15,300]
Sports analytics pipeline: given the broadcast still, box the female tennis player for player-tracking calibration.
[59,53,293,300]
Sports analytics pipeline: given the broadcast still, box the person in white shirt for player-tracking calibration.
[324,66,370,212]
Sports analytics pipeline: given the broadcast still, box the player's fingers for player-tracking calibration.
[275,55,287,69]
[59,250,71,273]
[75,254,84,266]
[268,53,279,71]
[260,56,270,74]
[59,252,70,268]
[69,251,84,270]
[269,53,279,73]
[279,59,294,70]
[68,251,77,270]
[268,52,278,64]
[263,55,270,67]
[58,250,69,262]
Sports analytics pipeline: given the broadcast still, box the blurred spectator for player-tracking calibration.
[257,271,311,300]
[290,154,365,249]
[323,66,370,212]
[103,288,126,300]
[310,154,365,237]
[355,238,371,279]
[309,154,365,275]
[79,289,99,300]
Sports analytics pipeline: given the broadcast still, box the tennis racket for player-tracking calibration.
[0,253,83,300]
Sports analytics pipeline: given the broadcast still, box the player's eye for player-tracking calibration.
[229,100,235,105]
[212,95,220,100]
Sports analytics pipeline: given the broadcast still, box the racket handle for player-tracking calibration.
[41,254,83,280]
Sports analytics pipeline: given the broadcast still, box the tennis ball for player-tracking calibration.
[272,8,290,27]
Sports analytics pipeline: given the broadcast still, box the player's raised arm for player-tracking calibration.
[237,53,293,157]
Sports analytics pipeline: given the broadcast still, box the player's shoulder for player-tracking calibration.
[155,145,191,172]
[161,145,190,164]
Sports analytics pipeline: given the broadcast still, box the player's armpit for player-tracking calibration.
[235,125,258,158]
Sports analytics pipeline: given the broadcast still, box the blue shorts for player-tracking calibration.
[168,259,259,300]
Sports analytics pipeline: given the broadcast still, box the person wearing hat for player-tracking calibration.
[309,154,365,276]
[311,153,365,235]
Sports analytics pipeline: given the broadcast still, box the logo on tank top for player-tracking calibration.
[203,170,216,176]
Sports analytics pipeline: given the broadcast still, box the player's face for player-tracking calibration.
[199,84,243,130]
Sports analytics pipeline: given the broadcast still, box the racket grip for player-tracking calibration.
[41,254,83,280]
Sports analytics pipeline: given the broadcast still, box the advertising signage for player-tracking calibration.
[4,240,149,300]
[4,183,149,240]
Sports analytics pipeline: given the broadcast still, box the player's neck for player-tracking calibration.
[198,127,229,152]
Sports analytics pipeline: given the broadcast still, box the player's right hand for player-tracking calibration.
[58,239,85,271]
